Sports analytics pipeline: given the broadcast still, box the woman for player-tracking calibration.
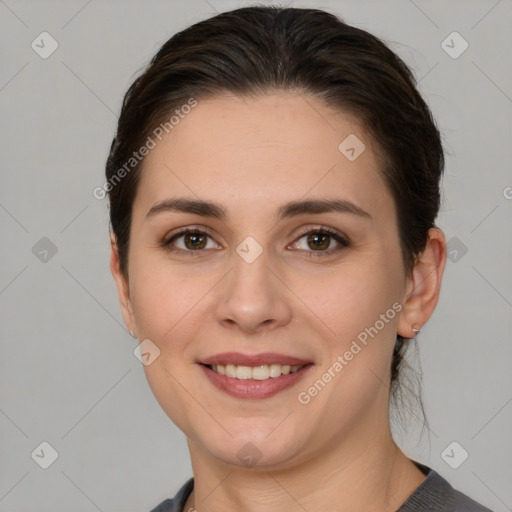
[105,6,493,511]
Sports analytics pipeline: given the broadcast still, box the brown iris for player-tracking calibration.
[307,233,330,251]
[184,232,208,250]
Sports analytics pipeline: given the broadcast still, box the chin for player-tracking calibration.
[196,427,308,470]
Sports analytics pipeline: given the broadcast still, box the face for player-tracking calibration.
[113,92,417,469]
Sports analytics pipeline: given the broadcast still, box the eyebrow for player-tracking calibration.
[145,197,372,221]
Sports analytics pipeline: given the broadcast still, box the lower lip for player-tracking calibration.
[199,364,314,399]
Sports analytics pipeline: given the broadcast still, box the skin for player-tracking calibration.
[110,91,447,511]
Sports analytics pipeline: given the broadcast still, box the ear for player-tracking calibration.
[398,227,447,338]
[110,232,137,337]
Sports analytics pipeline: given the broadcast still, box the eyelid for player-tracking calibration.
[288,225,349,256]
[162,224,219,244]
[291,224,349,245]
[162,224,349,254]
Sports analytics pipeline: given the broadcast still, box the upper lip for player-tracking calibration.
[199,352,312,366]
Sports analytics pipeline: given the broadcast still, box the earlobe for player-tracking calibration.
[397,228,447,339]
[109,233,137,336]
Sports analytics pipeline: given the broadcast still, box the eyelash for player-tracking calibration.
[162,225,349,258]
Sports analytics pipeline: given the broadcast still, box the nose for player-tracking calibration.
[214,246,293,334]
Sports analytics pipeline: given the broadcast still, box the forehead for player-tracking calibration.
[134,92,392,219]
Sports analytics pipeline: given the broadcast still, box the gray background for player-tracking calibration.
[1,0,511,510]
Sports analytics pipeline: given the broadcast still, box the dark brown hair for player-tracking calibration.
[105,5,444,415]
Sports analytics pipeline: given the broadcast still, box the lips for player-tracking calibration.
[198,352,314,399]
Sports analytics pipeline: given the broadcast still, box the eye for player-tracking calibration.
[289,227,349,256]
[163,228,220,252]
[162,226,349,257]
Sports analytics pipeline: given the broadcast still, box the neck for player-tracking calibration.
[183,422,425,512]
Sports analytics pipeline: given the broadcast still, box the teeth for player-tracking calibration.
[236,365,252,380]
[269,363,282,378]
[225,364,237,378]
[210,363,304,380]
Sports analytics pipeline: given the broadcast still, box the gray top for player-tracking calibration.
[148,462,493,512]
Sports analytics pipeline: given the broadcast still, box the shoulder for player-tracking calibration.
[149,470,494,512]
[148,478,194,512]
[398,463,494,512]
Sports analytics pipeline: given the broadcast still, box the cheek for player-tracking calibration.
[128,259,213,432]
[294,257,402,339]
[301,255,404,399]
[296,269,402,429]
[128,256,212,350]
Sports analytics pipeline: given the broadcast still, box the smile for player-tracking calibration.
[200,362,314,399]
[206,363,304,380]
